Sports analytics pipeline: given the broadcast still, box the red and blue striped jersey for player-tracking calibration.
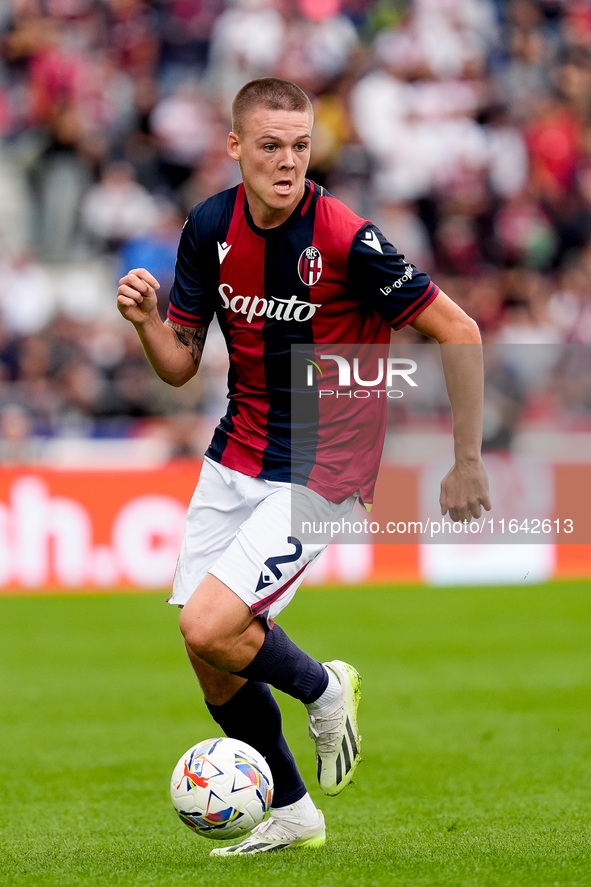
[168,180,438,504]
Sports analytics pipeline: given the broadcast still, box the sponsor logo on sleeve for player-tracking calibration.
[380,265,414,295]
[362,229,383,254]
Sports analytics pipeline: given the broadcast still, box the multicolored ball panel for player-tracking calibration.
[170,737,274,841]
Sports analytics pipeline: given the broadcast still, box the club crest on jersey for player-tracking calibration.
[298,247,323,287]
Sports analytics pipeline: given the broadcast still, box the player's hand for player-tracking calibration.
[117,268,161,325]
[440,457,491,523]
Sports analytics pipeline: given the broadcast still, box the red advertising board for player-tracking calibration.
[0,460,589,592]
[0,462,198,591]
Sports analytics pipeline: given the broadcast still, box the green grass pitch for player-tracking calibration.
[1,580,590,887]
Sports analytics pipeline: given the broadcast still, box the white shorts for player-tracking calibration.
[169,457,355,621]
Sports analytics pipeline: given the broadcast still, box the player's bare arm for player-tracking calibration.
[410,291,492,522]
[165,319,207,369]
[117,267,206,387]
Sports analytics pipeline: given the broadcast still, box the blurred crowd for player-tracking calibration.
[1,0,591,458]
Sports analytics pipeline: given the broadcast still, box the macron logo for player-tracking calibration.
[217,241,232,264]
[362,230,383,254]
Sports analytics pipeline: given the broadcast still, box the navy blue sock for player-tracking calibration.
[205,681,306,807]
[235,624,329,704]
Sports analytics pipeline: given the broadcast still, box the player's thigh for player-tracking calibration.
[169,458,252,607]
[209,483,355,623]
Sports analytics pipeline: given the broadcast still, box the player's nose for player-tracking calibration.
[278,148,296,168]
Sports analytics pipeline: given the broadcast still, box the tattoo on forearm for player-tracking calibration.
[166,320,207,367]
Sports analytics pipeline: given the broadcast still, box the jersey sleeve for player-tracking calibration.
[348,223,439,329]
[167,208,216,328]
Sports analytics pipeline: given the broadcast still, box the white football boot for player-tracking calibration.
[308,660,362,796]
[209,810,326,856]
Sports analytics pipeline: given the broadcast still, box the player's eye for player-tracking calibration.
[263,144,277,152]
[295,143,308,152]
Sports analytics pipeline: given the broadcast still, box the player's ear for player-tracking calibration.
[227,131,241,161]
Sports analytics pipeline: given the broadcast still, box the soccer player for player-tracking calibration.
[117,77,491,856]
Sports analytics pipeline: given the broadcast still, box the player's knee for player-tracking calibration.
[179,574,255,669]
[179,609,230,668]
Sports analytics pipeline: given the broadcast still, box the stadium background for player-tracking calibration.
[0,0,590,590]
[2,5,591,886]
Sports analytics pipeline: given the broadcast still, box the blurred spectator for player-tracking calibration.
[80,160,158,253]
[481,104,529,199]
[495,269,563,345]
[177,142,242,213]
[205,0,286,110]
[277,0,359,93]
[495,0,555,110]
[149,79,217,190]
[0,249,55,335]
[0,403,42,462]
[491,191,558,268]
[104,0,159,77]
[549,248,591,342]
[118,199,183,311]
[372,198,434,272]
[524,95,581,203]
[481,347,526,450]
[562,1,591,51]
[156,0,225,92]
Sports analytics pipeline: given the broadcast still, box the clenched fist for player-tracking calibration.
[117,268,161,325]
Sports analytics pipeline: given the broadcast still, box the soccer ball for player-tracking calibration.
[170,737,274,840]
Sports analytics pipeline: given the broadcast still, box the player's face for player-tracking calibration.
[227,107,312,229]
